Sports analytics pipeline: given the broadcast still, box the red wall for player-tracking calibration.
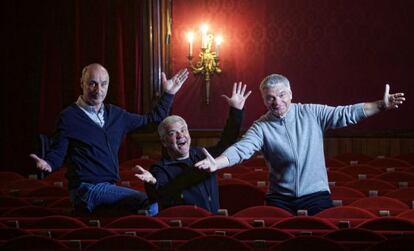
[171,0,413,132]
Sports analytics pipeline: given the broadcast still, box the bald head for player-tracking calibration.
[80,63,109,84]
[80,63,110,109]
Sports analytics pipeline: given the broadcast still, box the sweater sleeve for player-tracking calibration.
[222,121,264,166]
[125,93,174,132]
[307,103,366,131]
[44,115,70,171]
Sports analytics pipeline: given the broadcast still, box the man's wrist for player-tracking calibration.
[378,100,386,111]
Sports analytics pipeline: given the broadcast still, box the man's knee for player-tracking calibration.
[116,191,149,212]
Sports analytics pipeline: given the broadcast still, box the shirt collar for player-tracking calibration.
[76,96,104,114]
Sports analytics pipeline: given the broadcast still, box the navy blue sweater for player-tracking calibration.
[145,107,243,213]
[45,93,174,190]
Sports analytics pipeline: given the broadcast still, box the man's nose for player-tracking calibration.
[274,97,283,105]
[176,132,184,138]
[94,83,103,92]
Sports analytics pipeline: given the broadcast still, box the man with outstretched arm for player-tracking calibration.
[135,82,251,214]
[195,74,405,215]
[30,63,189,214]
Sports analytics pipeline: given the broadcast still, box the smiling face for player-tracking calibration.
[261,84,292,117]
[80,64,109,110]
[160,119,191,160]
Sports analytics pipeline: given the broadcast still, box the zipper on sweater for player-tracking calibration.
[281,118,300,197]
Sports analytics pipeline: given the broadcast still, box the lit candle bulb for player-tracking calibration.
[215,35,223,57]
[187,32,194,57]
[200,24,208,49]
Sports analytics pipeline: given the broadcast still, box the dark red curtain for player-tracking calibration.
[171,0,414,132]
[3,0,144,174]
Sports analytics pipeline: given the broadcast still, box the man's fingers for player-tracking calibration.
[29,154,40,161]
[385,84,390,96]
[201,148,213,160]
[194,160,205,168]
[135,174,147,181]
[221,94,230,101]
[244,90,252,99]
[134,165,146,173]
[237,82,242,94]
[161,72,167,83]
[232,82,237,95]
[241,83,247,95]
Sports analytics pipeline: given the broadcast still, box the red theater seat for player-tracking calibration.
[177,235,251,250]
[384,187,414,207]
[242,157,266,167]
[273,235,347,251]
[85,235,158,250]
[323,228,386,250]
[156,205,212,226]
[340,165,383,179]
[357,217,414,238]
[0,228,31,240]
[325,157,347,168]
[147,227,204,240]
[315,206,377,227]
[2,235,67,250]
[146,227,204,248]
[0,171,26,182]
[330,186,366,205]
[375,171,414,188]
[219,183,265,215]
[233,228,293,249]
[233,205,293,226]
[188,215,252,235]
[58,227,118,250]
[350,196,409,216]
[393,153,414,165]
[345,179,397,196]
[272,216,338,236]
[327,170,356,185]
[58,227,117,240]
[27,215,88,238]
[217,165,253,179]
[105,215,169,236]
[2,206,58,217]
[397,209,414,222]
[332,152,373,165]
[0,195,31,208]
[367,237,414,251]
[367,157,412,168]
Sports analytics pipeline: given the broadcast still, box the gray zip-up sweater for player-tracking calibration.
[223,103,366,197]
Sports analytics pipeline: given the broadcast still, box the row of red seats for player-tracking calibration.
[1,212,414,249]
[1,205,414,230]
[3,230,413,250]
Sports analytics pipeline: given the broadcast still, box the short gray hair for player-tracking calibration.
[158,115,187,137]
[259,74,290,91]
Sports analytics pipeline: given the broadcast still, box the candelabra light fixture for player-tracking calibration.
[187,24,223,104]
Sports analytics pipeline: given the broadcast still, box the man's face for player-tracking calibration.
[161,121,191,159]
[261,84,292,117]
[81,66,109,108]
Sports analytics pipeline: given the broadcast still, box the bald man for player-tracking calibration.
[30,63,188,215]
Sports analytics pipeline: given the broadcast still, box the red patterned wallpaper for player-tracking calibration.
[171,0,413,132]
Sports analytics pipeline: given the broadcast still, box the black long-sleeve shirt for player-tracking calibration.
[145,107,243,213]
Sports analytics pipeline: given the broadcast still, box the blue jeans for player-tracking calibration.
[266,191,333,216]
[69,182,151,214]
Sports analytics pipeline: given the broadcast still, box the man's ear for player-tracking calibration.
[160,137,168,147]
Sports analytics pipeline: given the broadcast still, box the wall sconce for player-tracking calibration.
[187,24,223,104]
